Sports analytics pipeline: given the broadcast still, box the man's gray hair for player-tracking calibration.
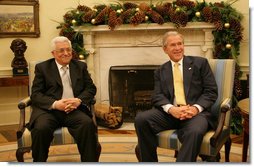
[162,31,184,47]
[51,36,72,51]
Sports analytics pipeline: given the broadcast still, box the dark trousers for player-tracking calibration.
[31,109,97,162]
[134,108,209,162]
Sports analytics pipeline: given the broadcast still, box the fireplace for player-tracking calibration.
[109,65,159,122]
[75,22,215,121]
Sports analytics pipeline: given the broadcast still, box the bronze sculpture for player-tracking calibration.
[10,39,28,76]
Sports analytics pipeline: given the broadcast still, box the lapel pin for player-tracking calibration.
[188,67,192,70]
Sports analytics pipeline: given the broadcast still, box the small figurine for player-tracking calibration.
[10,39,28,76]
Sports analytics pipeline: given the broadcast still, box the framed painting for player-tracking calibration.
[0,0,40,38]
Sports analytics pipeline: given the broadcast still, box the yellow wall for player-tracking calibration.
[0,0,108,74]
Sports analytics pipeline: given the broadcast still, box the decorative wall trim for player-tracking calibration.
[0,67,12,76]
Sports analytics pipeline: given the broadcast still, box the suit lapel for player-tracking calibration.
[163,61,174,98]
[51,61,62,86]
[183,57,193,97]
[69,61,78,89]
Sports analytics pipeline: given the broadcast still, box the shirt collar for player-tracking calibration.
[170,58,183,66]
[55,60,69,71]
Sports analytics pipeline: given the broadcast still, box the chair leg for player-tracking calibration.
[135,144,141,162]
[174,150,178,158]
[16,147,31,162]
[199,153,220,162]
[96,142,102,162]
[224,137,232,162]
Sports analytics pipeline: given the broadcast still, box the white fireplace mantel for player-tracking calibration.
[74,22,215,103]
[75,22,215,32]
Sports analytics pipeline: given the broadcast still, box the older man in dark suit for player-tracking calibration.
[135,31,218,162]
[29,36,97,162]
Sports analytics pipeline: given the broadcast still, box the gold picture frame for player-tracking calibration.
[0,0,40,38]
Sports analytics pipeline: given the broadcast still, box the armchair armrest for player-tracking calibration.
[17,97,31,139]
[210,98,231,147]
[17,97,96,138]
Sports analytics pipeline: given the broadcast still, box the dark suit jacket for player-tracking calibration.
[152,56,218,129]
[28,58,96,129]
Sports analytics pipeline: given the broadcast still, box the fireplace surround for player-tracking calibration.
[75,22,215,113]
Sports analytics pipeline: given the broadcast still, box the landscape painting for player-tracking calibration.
[0,0,40,38]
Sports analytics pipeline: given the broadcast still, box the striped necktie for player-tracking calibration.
[61,66,74,98]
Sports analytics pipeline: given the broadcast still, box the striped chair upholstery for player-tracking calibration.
[18,127,76,148]
[156,59,235,161]
[16,61,101,162]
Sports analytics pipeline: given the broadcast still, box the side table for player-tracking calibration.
[238,98,249,162]
[0,75,29,87]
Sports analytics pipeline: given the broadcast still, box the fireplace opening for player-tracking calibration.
[109,65,160,122]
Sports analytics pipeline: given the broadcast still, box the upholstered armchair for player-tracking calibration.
[16,61,101,162]
[135,59,235,162]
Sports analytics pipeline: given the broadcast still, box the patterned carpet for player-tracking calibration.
[0,123,249,162]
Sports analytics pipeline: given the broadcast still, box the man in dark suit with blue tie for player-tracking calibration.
[28,36,97,162]
[135,31,218,162]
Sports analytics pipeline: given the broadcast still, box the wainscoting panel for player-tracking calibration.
[0,86,28,125]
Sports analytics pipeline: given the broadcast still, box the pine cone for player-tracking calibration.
[82,10,97,23]
[155,5,169,16]
[120,8,135,24]
[202,6,213,22]
[63,12,74,24]
[234,64,243,98]
[170,10,188,27]
[108,10,119,30]
[60,30,75,41]
[214,20,223,30]
[230,19,243,41]
[130,11,146,25]
[77,5,92,12]
[123,2,138,10]
[212,9,222,22]
[178,11,188,27]
[94,6,112,24]
[147,10,164,25]
[175,0,195,10]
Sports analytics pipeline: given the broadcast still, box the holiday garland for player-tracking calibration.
[57,0,244,133]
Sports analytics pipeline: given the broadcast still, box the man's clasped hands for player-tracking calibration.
[169,105,199,120]
[54,98,82,113]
